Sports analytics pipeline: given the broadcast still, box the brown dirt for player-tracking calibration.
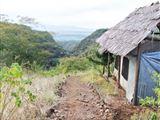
[46,76,141,120]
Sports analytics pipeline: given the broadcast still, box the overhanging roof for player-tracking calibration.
[96,3,160,56]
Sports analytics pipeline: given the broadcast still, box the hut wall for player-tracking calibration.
[113,40,160,102]
[126,56,137,101]
[119,56,137,102]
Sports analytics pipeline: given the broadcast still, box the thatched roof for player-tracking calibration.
[96,3,160,56]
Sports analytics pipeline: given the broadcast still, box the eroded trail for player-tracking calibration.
[46,76,140,120]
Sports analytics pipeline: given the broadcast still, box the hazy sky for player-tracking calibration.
[0,0,159,29]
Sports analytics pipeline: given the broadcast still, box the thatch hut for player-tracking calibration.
[96,2,160,104]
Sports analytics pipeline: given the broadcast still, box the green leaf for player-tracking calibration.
[22,79,32,85]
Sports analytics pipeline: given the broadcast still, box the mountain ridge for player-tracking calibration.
[73,28,108,55]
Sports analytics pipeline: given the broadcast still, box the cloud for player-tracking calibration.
[0,0,158,29]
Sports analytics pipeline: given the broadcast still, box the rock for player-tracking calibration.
[103,105,108,109]
[46,108,55,117]
[87,114,95,119]
[100,101,105,106]
[54,109,59,113]
[102,115,107,120]
[105,109,109,113]
[64,108,68,111]
[100,109,104,112]
[53,118,58,120]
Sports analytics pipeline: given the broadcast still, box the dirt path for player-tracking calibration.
[46,76,140,120]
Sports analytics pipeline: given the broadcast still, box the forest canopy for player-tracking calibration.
[0,22,65,68]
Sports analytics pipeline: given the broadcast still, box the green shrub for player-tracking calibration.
[0,63,36,120]
[131,110,159,120]
[140,96,156,107]
[150,112,158,120]
[44,57,100,76]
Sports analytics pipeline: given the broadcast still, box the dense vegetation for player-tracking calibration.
[43,56,103,76]
[0,22,65,68]
[73,29,107,55]
[43,28,114,77]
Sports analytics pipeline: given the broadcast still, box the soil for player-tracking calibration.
[46,76,141,120]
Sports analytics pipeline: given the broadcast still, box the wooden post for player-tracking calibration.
[117,56,121,88]
[133,44,141,105]
[102,65,105,74]
[107,52,110,77]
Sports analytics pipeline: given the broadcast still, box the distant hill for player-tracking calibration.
[0,22,66,68]
[73,29,107,55]
[57,40,80,52]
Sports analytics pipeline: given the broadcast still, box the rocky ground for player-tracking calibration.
[45,76,140,120]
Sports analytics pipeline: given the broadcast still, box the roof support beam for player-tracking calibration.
[117,56,121,88]
[133,43,141,105]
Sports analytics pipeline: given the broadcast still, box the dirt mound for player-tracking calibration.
[46,76,140,120]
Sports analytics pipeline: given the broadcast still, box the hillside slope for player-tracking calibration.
[0,22,65,67]
[73,29,107,55]
[57,40,80,52]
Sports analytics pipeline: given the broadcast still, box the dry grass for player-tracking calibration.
[78,70,118,100]
[11,71,66,120]
[10,69,117,119]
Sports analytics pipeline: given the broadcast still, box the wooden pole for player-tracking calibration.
[107,52,110,77]
[117,56,121,88]
[133,43,141,105]
[102,65,105,74]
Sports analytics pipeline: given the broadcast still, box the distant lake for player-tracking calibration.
[54,31,92,41]
[25,24,94,41]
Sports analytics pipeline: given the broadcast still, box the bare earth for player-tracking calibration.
[46,76,140,120]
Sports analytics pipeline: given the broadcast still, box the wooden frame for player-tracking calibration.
[133,43,141,105]
[117,56,121,88]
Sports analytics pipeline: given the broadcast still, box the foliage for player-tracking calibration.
[140,96,156,107]
[131,109,160,120]
[44,43,115,77]
[86,44,115,75]
[150,112,158,120]
[17,16,38,25]
[0,22,65,68]
[43,56,101,76]
[0,63,36,120]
